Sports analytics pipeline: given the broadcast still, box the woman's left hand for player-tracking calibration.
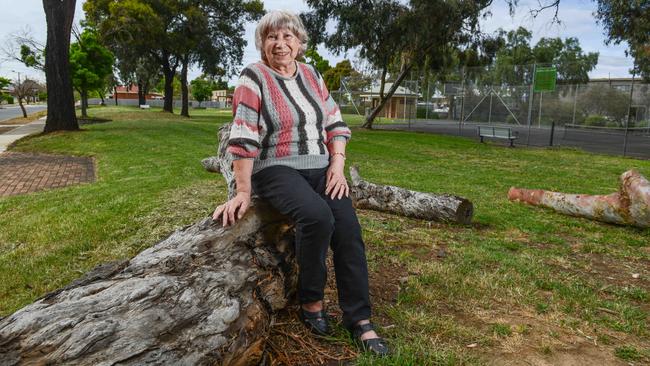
[325,155,349,200]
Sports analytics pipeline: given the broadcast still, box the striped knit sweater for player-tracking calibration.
[227,61,351,174]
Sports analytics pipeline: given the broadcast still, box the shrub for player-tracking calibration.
[4,95,14,104]
[584,114,607,127]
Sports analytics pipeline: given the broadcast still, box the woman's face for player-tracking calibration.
[263,28,300,70]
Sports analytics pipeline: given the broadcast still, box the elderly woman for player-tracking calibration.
[212,10,388,356]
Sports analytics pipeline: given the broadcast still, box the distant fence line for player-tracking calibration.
[88,98,228,109]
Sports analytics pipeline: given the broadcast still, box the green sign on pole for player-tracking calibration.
[534,67,557,92]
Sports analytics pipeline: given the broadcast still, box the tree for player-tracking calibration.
[304,0,493,128]
[42,0,79,132]
[533,37,598,84]
[0,77,10,105]
[70,29,114,118]
[12,78,41,118]
[323,60,353,92]
[508,0,649,80]
[85,0,264,115]
[303,47,331,74]
[595,1,650,80]
[190,77,212,107]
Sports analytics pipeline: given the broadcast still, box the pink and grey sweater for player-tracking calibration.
[227,61,351,174]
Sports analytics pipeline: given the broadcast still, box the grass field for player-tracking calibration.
[1,106,648,365]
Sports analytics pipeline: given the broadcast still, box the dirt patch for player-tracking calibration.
[266,247,405,365]
[468,309,633,366]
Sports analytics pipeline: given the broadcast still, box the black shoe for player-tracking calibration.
[299,308,332,336]
[349,322,390,357]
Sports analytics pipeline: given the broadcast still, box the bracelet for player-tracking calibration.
[331,152,346,160]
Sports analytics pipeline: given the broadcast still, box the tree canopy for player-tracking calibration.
[190,77,213,107]
[70,29,114,117]
[303,0,493,128]
[84,0,264,114]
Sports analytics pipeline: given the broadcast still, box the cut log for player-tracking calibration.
[349,165,474,225]
[0,202,296,366]
[508,169,650,228]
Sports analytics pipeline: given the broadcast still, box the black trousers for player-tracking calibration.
[251,165,371,328]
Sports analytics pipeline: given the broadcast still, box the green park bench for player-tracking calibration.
[477,125,519,147]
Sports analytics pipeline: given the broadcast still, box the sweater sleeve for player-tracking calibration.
[316,69,351,144]
[227,67,262,160]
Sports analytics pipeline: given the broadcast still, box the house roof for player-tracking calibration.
[359,83,419,97]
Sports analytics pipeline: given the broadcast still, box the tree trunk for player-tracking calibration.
[180,54,189,118]
[362,64,413,129]
[114,85,118,106]
[508,170,650,228]
[161,54,176,113]
[17,98,27,118]
[42,0,79,132]
[137,80,146,106]
[0,205,297,366]
[349,165,474,224]
[99,91,105,106]
[81,88,88,118]
[447,95,455,120]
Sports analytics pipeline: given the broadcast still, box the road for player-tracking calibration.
[0,105,47,122]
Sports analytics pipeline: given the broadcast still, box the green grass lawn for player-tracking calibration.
[1,106,648,365]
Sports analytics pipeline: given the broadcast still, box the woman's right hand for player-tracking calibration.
[212,192,251,227]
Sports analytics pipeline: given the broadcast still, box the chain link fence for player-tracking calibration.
[334,64,650,159]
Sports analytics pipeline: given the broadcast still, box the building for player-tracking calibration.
[211,90,233,107]
[110,85,163,100]
[358,83,419,119]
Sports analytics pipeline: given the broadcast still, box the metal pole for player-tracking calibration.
[526,63,536,146]
[488,90,493,124]
[538,91,543,128]
[459,67,466,136]
[572,84,578,125]
[425,78,430,120]
[623,70,636,157]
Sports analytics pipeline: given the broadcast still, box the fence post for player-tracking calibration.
[572,84,579,125]
[459,67,466,136]
[623,70,636,157]
[488,91,493,124]
[526,63,536,146]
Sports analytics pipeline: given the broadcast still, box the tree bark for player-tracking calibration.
[180,54,189,118]
[114,85,118,106]
[0,205,297,366]
[509,170,650,228]
[17,97,27,118]
[80,88,88,118]
[161,53,177,113]
[42,0,79,132]
[349,165,474,224]
[362,64,413,129]
[137,80,146,106]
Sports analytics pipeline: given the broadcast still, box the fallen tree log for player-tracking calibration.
[508,169,650,228]
[0,203,296,366]
[349,165,474,225]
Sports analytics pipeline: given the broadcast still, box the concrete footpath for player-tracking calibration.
[0,117,46,153]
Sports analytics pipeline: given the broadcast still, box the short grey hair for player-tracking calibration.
[255,10,309,61]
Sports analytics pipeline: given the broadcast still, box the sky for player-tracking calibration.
[0,0,636,85]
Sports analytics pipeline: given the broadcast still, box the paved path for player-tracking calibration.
[0,152,95,197]
[0,117,96,197]
[0,105,47,122]
[0,118,46,153]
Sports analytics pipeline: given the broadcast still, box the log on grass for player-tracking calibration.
[349,165,474,225]
[0,202,296,366]
[508,169,650,228]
